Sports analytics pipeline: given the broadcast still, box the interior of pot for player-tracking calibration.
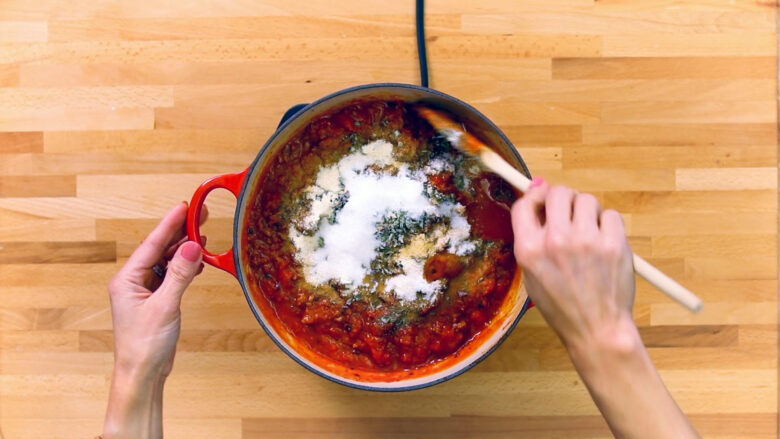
[235,83,531,391]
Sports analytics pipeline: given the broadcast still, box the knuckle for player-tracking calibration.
[149,296,177,316]
[159,299,181,316]
[602,209,623,225]
[601,239,626,259]
[514,239,542,263]
[165,262,192,284]
[572,232,597,252]
[544,230,568,253]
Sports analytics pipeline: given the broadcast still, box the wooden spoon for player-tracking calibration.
[416,105,703,313]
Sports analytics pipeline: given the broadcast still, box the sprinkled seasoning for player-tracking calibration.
[244,100,519,372]
[289,139,479,307]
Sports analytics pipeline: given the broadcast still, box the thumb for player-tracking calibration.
[511,178,548,235]
[511,177,548,267]
[158,241,202,306]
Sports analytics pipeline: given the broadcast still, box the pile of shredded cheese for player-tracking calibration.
[289,139,477,305]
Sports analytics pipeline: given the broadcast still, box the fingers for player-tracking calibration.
[167,204,209,251]
[600,209,627,241]
[164,235,206,260]
[513,180,623,266]
[165,235,188,260]
[511,178,548,264]
[512,178,548,233]
[545,185,576,238]
[157,241,203,307]
[155,205,211,261]
[125,203,210,272]
[572,193,601,237]
[126,203,188,271]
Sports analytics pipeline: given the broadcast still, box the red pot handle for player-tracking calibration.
[186,168,249,278]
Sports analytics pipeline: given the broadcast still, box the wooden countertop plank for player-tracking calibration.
[18,58,552,87]
[603,32,777,56]
[0,1,776,438]
[0,131,42,153]
[445,78,777,102]
[241,413,774,439]
[629,211,777,235]
[47,15,464,42]
[0,241,116,264]
[601,100,777,124]
[601,189,776,213]
[0,107,155,132]
[0,21,47,43]
[675,167,778,191]
[42,129,268,153]
[684,255,777,280]
[0,218,96,242]
[0,0,601,21]
[0,35,599,65]
[552,56,778,79]
[0,85,173,111]
[461,11,776,35]
[564,145,777,169]
[2,418,240,439]
[582,122,777,146]
[0,152,256,176]
[0,175,76,197]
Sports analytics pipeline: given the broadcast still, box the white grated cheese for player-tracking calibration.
[386,257,442,302]
[315,165,341,192]
[424,155,456,175]
[299,188,340,232]
[289,139,478,305]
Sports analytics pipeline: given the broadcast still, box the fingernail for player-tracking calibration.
[181,241,202,262]
[530,177,545,188]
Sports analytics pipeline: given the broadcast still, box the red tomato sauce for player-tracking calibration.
[243,100,518,373]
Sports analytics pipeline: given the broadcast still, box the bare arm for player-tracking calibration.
[511,178,699,439]
[103,203,205,439]
[103,368,164,439]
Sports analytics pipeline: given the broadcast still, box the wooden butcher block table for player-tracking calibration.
[0,1,777,438]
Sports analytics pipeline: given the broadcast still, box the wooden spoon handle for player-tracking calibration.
[480,149,532,192]
[632,254,703,312]
[479,149,703,313]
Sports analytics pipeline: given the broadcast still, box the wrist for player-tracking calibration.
[565,312,645,377]
[112,362,165,395]
[560,314,700,438]
[114,351,168,384]
[103,362,165,439]
[103,363,165,439]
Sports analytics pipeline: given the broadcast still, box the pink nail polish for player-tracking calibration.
[530,177,545,188]
[181,241,202,262]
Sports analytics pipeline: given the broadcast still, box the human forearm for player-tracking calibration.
[567,315,700,439]
[102,204,205,438]
[511,182,698,437]
[103,366,165,439]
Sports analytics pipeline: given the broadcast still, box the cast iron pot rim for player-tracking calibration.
[233,82,532,392]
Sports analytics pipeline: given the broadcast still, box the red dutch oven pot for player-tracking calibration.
[185,83,532,391]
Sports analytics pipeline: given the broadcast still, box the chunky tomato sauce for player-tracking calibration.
[243,100,518,373]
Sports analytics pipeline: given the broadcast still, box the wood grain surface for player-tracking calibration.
[0,1,777,438]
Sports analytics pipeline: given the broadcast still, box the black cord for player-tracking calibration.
[415,0,429,88]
